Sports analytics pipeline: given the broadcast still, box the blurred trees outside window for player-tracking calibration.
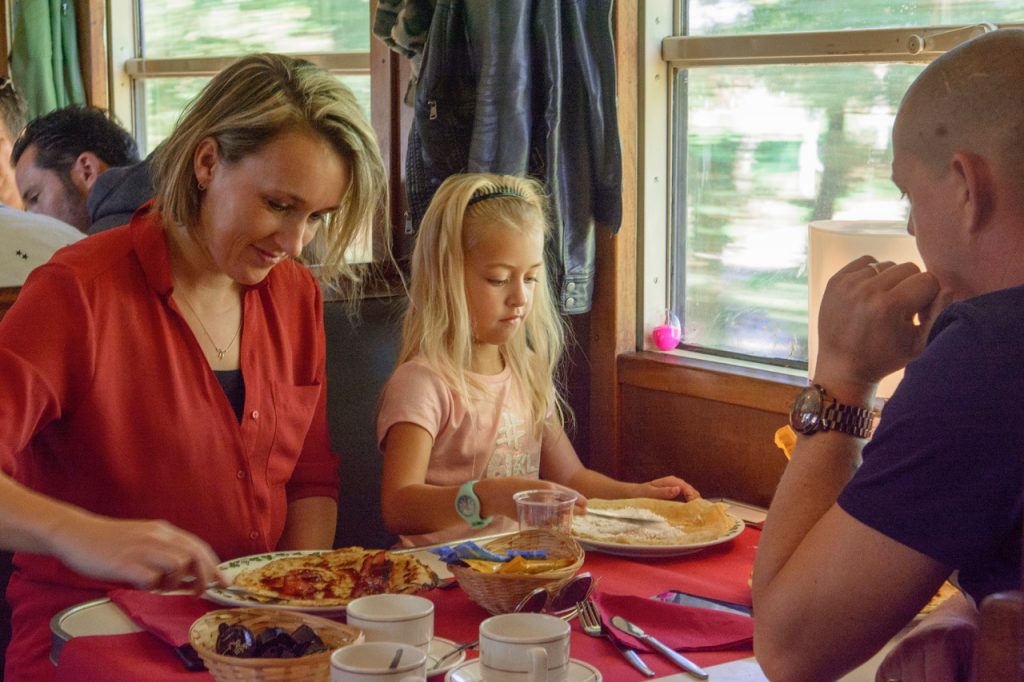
[673,0,1024,366]
[134,0,370,153]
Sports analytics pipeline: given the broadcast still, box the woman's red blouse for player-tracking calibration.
[0,204,339,589]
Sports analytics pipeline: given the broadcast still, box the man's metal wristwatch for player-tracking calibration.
[789,384,876,439]
[455,480,493,528]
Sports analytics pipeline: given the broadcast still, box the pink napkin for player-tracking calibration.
[593,591,753,652]
[108,589,214,647]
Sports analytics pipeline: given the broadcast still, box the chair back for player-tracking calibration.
[974,590,1023,681]
[324,295,404,550]
[973,470,1024,682]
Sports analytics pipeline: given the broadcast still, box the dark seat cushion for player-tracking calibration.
[324,295,406,550]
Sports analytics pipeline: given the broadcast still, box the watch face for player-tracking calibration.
[790,386,823,433]
[456,493,478,518]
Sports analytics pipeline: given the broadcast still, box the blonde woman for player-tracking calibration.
[0,53,386,680]
[378,173,697,547]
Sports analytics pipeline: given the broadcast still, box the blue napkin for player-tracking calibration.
[430,542,547,564]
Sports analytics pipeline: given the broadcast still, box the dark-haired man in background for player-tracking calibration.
[13,105,152,234]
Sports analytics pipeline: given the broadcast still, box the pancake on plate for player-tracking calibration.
[572,497,738,546]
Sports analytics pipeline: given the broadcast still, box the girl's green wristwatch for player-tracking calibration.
[455,480,493,528]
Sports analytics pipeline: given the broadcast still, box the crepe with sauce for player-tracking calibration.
[572,497,739,546]
[232,547,437,606]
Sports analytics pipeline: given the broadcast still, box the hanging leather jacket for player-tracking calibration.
[396,0,622,314]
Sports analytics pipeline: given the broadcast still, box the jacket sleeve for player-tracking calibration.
[464,0,532,173]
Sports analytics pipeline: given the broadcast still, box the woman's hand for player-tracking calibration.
[51,514,224,592]
[627,476,700,501]
[875,592,978,682]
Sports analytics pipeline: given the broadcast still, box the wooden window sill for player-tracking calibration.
[618,351,804,415]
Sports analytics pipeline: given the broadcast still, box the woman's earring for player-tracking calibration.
[197,181,206,191]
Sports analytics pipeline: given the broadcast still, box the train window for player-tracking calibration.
[645,1,1024,370]
[108,0,375,262]
[111,0,371,155]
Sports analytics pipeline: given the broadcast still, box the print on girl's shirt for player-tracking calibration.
[485,410,539,477]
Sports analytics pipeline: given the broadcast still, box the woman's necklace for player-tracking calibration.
[176,292,242,360]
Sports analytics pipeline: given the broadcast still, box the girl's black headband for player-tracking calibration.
[467,186,526,206]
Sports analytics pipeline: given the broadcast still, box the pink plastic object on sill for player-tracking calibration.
[652,311,682,350]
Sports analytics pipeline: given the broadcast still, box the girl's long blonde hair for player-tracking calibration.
[399,173,567,436]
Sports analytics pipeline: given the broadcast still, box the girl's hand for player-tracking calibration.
[628,476,700,502]
[51,514,224,592]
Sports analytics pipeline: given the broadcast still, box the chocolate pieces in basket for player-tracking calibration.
[214,621,327,659]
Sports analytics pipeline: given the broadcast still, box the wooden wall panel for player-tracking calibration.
[0,287,18,322]
[620,384,790,507]
[616,352,803,506]
[585,0,640,477]
[0,0,8,78]
[75,0,107,107]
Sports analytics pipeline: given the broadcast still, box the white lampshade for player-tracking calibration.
[807,220,924,400]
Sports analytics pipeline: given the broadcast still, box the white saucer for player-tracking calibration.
[428,636,468,678]
[445,658,602,682]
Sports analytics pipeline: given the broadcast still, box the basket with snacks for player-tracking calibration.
[189,608,363,682]
[444,529,585,615]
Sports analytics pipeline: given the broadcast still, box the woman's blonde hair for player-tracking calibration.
[400,173,567,436]
[151,53,388,286]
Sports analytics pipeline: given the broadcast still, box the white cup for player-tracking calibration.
[345,594,434,653]
[330,641,427,682]
[479,612,571,682]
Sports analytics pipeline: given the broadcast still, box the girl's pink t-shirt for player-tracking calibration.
[377,357,543,546]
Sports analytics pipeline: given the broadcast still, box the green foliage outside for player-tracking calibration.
[678,0,1024,365]
[136,0,371,153]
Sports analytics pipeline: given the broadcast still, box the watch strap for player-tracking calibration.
[455,480,493,529]
[821,395,876,439]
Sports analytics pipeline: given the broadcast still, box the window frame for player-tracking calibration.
[105,0,405,271]
[641,2,1020,372]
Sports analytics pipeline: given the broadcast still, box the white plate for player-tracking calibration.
[445,658,602,682]
[205,548,447,615]
[205,550,348,615]
[574,515,745,558]
[50,597,142,665]
[427,637,467,678]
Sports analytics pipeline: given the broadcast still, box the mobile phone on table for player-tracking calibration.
[655,590,752,617]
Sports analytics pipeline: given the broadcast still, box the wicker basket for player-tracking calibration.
[189,608,363,682]
[449,529,585,614]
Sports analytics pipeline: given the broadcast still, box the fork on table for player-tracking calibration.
[577,599,655,677]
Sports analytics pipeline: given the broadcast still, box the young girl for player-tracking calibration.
[377,173,698,547]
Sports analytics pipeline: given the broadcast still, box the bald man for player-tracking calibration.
[752,29,1024,681]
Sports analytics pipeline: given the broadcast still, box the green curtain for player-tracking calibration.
[10,0,87,121]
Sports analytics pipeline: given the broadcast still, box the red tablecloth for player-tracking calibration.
[55,528,759,681]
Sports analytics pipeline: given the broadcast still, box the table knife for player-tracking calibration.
[611,637,657,677]
[610,615,709,680]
